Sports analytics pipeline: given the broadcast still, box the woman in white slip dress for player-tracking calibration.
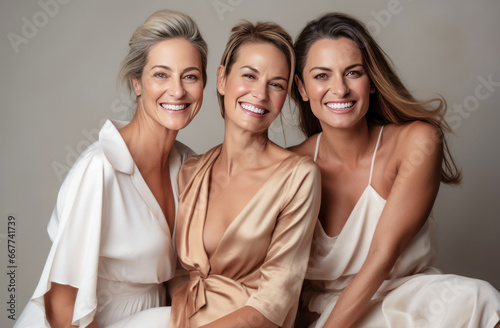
[290,12,500,328]
[14,9,207,328]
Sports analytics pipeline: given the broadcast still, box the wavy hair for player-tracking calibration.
[292,12,461,184]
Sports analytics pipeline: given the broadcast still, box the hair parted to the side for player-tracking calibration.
[292,12,461,184]
[118,9,208,95]
[217,21,295,117]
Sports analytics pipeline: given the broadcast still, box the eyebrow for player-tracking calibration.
[309,63,363,73]
[240,66,288,82]
[150,65,201,73]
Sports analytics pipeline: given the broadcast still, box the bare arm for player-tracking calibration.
[324,123,443,328]
[199,306,278,328]
[44,282,99,328]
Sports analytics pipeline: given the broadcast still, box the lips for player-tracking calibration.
[239,102,268,115]
[160,103,189,111]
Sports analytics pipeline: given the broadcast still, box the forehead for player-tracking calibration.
[306,37,363,68]
[145,38,202,67]
[232,42,290,73]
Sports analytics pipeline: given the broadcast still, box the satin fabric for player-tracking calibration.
[303,130,500,327]
[15,120,194,327]
[170,146,321,327]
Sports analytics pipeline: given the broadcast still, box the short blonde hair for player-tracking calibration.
[118,9,208,94]
[217,21,295,117]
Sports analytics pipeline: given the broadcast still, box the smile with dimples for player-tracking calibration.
[239,101,269,116]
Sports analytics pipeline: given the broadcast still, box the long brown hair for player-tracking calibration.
[292,12,461,184]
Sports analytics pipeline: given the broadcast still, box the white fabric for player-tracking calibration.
[15,120,194,327]
[304,127,500,327]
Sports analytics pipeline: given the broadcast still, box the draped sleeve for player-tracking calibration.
[245,157,321,325]
[31,142,107,327]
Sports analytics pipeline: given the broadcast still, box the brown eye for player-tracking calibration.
[314,73,328,80]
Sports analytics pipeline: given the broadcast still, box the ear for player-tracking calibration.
[370,83,375,94]
[132,77,142,97]
[295,74,309,102]
[216,65,226,96]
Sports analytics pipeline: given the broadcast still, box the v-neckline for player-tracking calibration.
[202,151,298,262]
[318,185,386,240]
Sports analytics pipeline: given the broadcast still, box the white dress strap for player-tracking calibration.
[368,126,384,186]
[313,132,322,162]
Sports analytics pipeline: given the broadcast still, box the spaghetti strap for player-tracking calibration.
[368,126,384,186]
[313,132,322,162]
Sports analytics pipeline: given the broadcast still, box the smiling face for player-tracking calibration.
[217,42,290,134]
[132,38,204,131]
[297,37,373,130]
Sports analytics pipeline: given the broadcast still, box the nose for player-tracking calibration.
[251,80,268,101]
[330,76,349,97]
[168,78,186,98]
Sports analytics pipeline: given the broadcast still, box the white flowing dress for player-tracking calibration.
[303,127,500,328]
[14,120,194,328]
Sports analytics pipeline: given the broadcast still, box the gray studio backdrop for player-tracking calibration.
[1,0,499,326]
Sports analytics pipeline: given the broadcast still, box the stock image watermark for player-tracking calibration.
[366,0,413,36]
[7,0,73,54]
[51,93,134,181]
[3,215,17,321]
[212,0,246,21]
[446,74,499,131]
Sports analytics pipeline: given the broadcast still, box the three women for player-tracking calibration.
[17,8,500,328]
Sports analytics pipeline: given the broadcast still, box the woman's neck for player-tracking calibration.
[119,109,178,171]
[217,120,271,175]
[320,119,374,165]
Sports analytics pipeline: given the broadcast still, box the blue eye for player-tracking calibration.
[270,82,285,90]
[154,72,167,78]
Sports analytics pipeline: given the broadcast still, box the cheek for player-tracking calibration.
[306,82,327,102]
[189,84,205,102]
[271,92,287,112]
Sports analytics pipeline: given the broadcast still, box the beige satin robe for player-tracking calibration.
[170,145,321,327]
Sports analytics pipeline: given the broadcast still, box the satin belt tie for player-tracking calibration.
[187,270,207,318]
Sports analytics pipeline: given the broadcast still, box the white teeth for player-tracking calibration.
[326,102,354,110]
[240,103,265,115]
[161,103,187,111]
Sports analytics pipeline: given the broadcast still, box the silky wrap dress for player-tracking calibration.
[303,127,500,328]
[15,120,194,328]
[170,146,321,327]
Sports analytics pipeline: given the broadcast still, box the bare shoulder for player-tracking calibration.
[287,134,320,159]
[386,121,443,161]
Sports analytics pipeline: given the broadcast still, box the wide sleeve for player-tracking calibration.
[30,147,106,327]
[245,158,321,326]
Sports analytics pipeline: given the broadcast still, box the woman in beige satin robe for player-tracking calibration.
[169,21,321,328]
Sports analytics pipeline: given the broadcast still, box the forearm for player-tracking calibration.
[324,249,396,328]
[44,282,99,328]
[199,306,278,328]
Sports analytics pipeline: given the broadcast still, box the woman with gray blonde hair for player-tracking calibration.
[169,20,320,328]
[15,9,207,328]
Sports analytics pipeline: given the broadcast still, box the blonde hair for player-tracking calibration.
[217,21,295,117]
[118,9,208,94]
[292,13,461,184]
